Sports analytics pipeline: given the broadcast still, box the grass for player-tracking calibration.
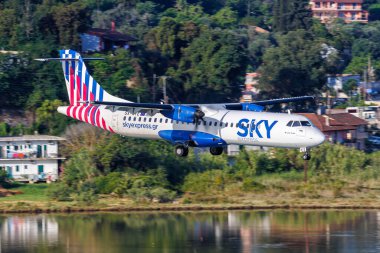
[0,183,51,202]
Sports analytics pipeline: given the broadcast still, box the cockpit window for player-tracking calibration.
[301,121,312,127]
[286,121,293,127]
[292,121,301,127]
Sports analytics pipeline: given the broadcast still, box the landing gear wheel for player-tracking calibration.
[302,153,311,160]
[210,146,224,156]
[175,145,189,157]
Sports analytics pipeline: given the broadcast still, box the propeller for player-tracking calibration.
[194,109,205,125]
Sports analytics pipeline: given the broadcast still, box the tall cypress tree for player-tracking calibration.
[273,0,312,33]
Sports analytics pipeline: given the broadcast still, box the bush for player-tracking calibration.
[150,187,176,203]
[47,183,72,201]
[74,181,98,204]
[94,172,125,194]
[241,178,266,192]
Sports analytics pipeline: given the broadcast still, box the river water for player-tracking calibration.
[0,210,379,253]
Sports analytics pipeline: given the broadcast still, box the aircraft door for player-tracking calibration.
[111,112,118,131]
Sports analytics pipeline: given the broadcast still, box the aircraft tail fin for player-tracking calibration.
[58,49,130,105]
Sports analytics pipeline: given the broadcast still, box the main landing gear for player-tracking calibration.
[175,145,189,157]
[174,145,224,157]
[210,146,224,156]
[300,147,311,160]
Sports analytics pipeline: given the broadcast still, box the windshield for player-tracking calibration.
[301,121,312,127]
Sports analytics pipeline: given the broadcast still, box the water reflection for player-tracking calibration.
[0,210,378,253]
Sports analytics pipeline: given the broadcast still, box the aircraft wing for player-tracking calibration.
[91,95,314,111]
[224,95,315,110]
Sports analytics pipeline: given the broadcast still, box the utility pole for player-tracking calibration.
[152,74,158,102]
[161,76,169,104]
[363,69,367,102]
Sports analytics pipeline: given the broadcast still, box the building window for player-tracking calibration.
[338,3,344,9]
[352,12,356,20]
[315,2,320,8]
[24,165,28,170]
[16,165,19,172]
[353,3,357,9]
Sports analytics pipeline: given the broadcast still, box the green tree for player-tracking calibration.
[211,7,238,28]
[258,30,327,98]
[36,99,70,135]
[171,29,247,103]
[273,0,312,33]
[52,2,90,48]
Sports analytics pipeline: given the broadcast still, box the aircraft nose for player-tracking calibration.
[315,130,325,146]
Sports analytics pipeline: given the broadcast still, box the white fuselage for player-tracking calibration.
[58,105,325,149]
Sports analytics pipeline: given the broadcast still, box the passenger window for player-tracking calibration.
[154,118,157,123]
[209,121,212,126]
[225,122,228,127]
[292,121,301,127]
[214,122,217,127]
[160,118,163,123]
[143,118,147,122]
[128,116,131,121]
[230,123,233,128]
[286,121,293,127]
[220,122,223,127]
[171,120,173,123]
[176,120,179,124]
[138,117,141,122]
[133,117,136,121]
[149,118,152,122]
[197,121,201,125]
[203,121,207,126]
[165,119,168,123]
[301,121,311,127]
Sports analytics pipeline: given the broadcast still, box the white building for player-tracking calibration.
[327,74,361,91]
[0,135,65,182]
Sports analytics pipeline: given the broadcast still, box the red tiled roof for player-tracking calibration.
[86,28,137,42]
[311,0,363,2]
[298,113,364,132]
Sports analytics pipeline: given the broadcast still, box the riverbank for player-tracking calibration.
[1,187,380,213]
[2,199,380,214]
[1,181,380,214]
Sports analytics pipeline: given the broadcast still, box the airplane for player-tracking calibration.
[35,49,325,160]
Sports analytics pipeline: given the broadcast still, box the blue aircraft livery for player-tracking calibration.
[237,119,278,138]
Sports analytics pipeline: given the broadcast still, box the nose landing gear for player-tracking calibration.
[300,147,311,160]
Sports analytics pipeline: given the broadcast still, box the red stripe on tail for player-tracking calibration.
[69,66,75,105]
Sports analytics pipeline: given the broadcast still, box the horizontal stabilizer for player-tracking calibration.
[34,58,104,62]
[90,101,174,110]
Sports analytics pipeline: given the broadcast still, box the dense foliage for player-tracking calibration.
[48,125,380,203]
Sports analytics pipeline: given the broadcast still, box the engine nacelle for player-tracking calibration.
[241,103,264,112]
[161,105,197,123]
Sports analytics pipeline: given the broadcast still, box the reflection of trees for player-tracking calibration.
[1,211,372,253]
